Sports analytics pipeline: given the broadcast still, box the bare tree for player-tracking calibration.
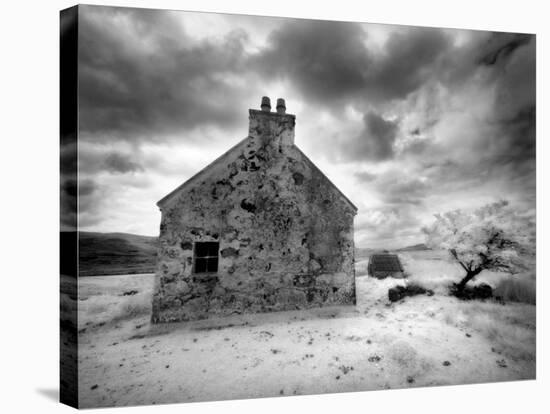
[423,200,535,291]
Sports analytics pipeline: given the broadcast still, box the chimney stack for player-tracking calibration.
[249,96,295,146]
[276,98,286,115]
[260,96,271,112]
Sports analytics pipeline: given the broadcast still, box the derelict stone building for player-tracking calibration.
[151,97,357,323]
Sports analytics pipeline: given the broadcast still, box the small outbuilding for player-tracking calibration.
[367,254,405,279]
[151,97,358,323]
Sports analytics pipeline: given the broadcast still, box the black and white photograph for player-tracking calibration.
[58,3,537,409]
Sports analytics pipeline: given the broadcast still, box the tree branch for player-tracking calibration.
[450,249,469,273]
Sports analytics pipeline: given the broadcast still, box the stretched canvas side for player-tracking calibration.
[60,5,79,408]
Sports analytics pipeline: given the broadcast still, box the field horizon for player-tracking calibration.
[66,230,430,277]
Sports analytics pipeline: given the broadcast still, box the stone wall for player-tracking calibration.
[151,108,356,322]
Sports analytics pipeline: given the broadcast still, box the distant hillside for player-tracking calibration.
[396,243,429,252]
[76,232,158,276]
[355,248,378,260]
[72,232,428,276]
[355,243,429,259]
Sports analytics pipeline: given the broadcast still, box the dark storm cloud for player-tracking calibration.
[60,177,98,229]
[72,7,535,245]
[256,19,372,105]
[428,31,536,180]
[78,6,250,141]
[77,178,104,228]
[372,28,451,101]
[478,33,533,66]
[492,104,536,168]
[60,139,77,175]
[60,176,77,230]
[488,34,536,168]
[443,31,535,152]
[77,145,146,175]
[343,112,399,161]
[78,7,455,144]
[383,31,535,178]
[79,179,97,198]
[257,21,451,107]
[60,139,78,230]
[255,21,453,167]
[104,152,144,174]
[370,31,535,185]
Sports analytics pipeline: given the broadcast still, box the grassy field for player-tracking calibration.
[76,232,158,276]
[71,249,536,408]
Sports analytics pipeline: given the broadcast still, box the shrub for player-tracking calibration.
[449,283,493,300]
[388,283,434,302]
[494,276,536,305]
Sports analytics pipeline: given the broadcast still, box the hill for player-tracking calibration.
[396,243,429,252]
[75,232,158,276]
[355,247,378,260]
[72,233,428,276]
[355,244,429,260]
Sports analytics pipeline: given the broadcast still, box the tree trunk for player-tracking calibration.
[457,268,483,291]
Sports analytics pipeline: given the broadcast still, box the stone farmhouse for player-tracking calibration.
[151,97,357,322]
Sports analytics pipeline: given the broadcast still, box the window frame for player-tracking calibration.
[192,241,220,274]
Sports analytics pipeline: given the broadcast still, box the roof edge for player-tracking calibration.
[294,146,358,214]
[156,136,249,208]
[157,140,358,215]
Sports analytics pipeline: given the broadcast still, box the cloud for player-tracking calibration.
[365,31,536,208]
[60,176,77,230]
[70,7,535,249]
[478,33,533,66]
[104,152,144,174]
[370,27,451,101]
[60,139,78,230]
[434,32,534,182]
[355,171,377,182]
[377,174,430,206]
[489,35,536,168]
[256,19,372,106]
[78,5,252,141]
[355,168,430,206]
[61,177,100,229]
[78,178,102,228]
[433,31,536,172]
[79,179,97,197]
[257,22,451,109]
[355,205,423,247]
[439,32,535,169]
[342,112,399,161]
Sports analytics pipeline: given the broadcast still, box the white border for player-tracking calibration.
[0,1,546,413]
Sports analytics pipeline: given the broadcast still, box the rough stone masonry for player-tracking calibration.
[151,97,358,322]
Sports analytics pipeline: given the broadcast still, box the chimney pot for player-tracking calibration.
[276,98,286,115]
[261,96,271,112]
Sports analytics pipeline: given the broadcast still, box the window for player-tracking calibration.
[194,242,219,273]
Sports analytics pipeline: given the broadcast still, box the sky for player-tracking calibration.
[62,5,536,248]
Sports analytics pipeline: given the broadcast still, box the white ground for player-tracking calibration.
[75,250,535,408]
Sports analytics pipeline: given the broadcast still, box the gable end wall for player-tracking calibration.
[152,112,356,322]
